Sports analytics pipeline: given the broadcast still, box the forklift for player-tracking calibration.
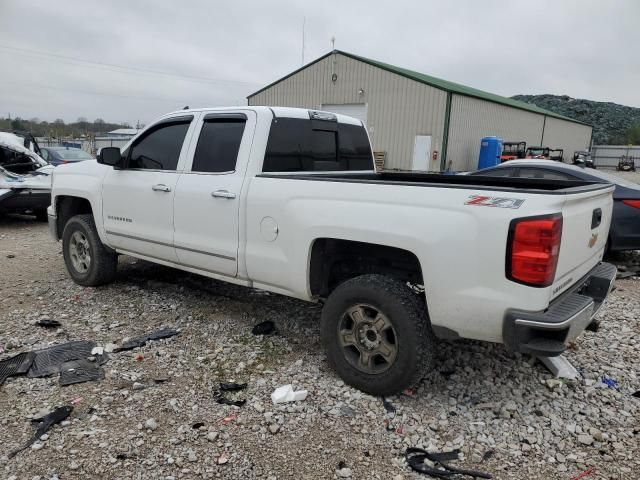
[500,141,526,162]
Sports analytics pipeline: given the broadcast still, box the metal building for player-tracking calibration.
[248,50,592,171]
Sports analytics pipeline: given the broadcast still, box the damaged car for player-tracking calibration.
[0,131,53,221]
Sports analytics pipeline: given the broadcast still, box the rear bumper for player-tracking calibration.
[503,262,617,356]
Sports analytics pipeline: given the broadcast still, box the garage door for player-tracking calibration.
[321,104,367,125]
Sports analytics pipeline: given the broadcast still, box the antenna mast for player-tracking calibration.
[301,17,306,66]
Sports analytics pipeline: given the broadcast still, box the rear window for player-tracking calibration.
[262,118,373,172]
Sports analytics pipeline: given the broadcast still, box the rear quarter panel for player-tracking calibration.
[244,177,600,343]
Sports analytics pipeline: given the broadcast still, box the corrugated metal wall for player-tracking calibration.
[447,94,545,171]
[248,53,448,170]
[541,117,592,163]
[592,145,640,168]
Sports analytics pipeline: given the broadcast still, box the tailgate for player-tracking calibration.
[551,185,614,298]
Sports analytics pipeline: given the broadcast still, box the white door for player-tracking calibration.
[102,116,195,263]
[173,111,255,276]
[412,135,431,171]
[321,104,367,125]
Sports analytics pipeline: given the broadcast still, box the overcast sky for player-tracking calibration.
[1,0,638,125]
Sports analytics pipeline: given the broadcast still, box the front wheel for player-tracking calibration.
[321,274,435,395]
[62,214,117,286]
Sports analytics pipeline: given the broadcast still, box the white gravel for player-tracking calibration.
[0,173,638,478]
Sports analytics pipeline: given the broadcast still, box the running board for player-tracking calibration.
[536,355,580,379]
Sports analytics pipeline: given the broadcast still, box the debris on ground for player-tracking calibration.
[571,466,594,480]
[251,320,276,336]
[600,376,618,389]
[382,397,396,414]
[34,319,61,328]
[113,327,179,352]
[215,381,247,407]
[271,384,308,404]
[27,341,108,378]
[0,351,35,386]
[8,406,73,458]
[405,447,492,478]
[219,382,247,391]
[59,359,106,386]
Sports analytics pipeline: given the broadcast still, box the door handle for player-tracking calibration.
[152,184,171,192]
[211,190,236,199]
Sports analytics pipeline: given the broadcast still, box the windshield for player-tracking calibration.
[55,149,93,160]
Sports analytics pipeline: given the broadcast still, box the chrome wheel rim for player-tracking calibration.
[337,303,398,374]
[69,231,91,273]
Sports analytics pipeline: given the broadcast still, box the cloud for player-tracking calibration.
[0,0,637,125]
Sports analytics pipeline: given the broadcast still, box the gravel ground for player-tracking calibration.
[1,174,639,479]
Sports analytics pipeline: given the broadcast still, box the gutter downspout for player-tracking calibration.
[440,92,452,171]
[540,115,547,145]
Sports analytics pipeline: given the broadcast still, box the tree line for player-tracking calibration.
[0,116,134,138]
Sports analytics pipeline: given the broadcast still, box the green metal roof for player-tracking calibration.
[248,50,588,126]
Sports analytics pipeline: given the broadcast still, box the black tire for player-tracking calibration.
[320,274,435,395]
[34,209,48,222]
[62,214,117,286]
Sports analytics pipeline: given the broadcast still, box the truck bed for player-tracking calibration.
[257,171,610,194]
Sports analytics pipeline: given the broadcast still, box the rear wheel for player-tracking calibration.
[62,214,117,286]
[321,274,435,395]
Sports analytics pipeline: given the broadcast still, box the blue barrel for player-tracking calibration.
[478,136,503,170]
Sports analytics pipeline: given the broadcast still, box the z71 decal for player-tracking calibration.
[465,195,525,209]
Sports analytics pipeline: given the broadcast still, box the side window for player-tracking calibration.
[128,121,190,170]
[518,168,574,180]
[262,118,374,172]
[191,119,246,173]
[41,150,49,161]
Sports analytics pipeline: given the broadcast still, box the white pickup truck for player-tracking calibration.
[48,106,617,394]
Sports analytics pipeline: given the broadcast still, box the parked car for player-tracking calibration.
[48,107,616,395]
[0,132,52,221]
[470,160,640,251]
[41,146,94,166]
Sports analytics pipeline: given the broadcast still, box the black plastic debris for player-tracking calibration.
[27,341,106,378]
[220,382,247,392]
[0,351,36,386]
[482,449,495,462]
[8,406,73,458]
[113,328,179,352]
[251,321,276,336]
[192,422,205,429]
[59,359,106,386]
[35,319,62,329]
[215,381,248,407]
[214,394,246,407]
[382,397,396,414]
[632,390,640,398]
[406,448,492,479]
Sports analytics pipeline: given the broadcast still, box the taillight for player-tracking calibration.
[507,214,563,287]
[623,200,640,209]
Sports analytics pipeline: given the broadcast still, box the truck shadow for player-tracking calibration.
[113,256,559,406]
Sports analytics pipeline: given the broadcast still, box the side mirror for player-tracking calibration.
[98,147,122,167]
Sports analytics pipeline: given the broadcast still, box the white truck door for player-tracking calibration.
[173,111,255,276]
[102,115,196,263]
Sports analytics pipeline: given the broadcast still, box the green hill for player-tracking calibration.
[511,94,640,145]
